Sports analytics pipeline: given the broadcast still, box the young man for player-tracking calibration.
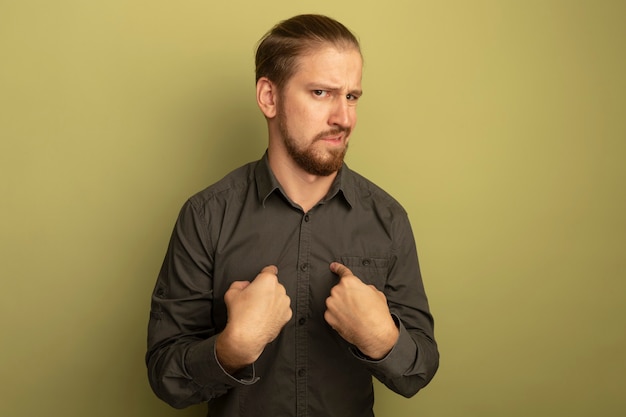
[147,14,439,417]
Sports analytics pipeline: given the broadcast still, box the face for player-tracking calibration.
[275,45,362,176]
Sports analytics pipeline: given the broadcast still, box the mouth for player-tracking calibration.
[316,130,349,145]
[321,135,343,144]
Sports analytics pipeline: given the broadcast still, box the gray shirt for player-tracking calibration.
[147,153,439,417]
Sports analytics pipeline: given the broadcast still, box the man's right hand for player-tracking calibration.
[216,265,292,374]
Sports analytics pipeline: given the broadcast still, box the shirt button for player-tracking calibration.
[298,369,306,377]
[300,263,309,272]
[304,214,310,222]
[362,259,371,266]
[298,317,306,325]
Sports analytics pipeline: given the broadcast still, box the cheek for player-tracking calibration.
[346,109,358,131]
[298,110,326,134]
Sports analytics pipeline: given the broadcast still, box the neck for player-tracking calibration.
[267,149,337,213]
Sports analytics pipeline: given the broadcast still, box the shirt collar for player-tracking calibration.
[255,152,280,206]
[254,151,354,209]
[324,164,354,208]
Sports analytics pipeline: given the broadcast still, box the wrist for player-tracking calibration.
[216,325,262,374]
[359,318,399,360]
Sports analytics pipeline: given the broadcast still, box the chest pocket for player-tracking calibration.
[339,256,390,291]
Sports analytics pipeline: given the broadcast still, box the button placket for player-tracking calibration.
[295,210,311,416]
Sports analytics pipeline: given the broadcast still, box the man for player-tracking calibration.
[147,14,439,417]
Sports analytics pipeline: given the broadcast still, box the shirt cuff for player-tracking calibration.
[185,336,260,387]
[350,314,417,376]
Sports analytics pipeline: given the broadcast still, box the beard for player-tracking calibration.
[278,111,350,177]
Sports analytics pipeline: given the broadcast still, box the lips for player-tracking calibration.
[316,129,349,144]
[322,135,343,142]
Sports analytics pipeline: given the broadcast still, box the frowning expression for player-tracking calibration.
[276,45,363,176]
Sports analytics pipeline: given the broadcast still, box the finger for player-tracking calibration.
[228,281,251,291]
[260,265,278,276]
[330,262,353,278]
[224,281,250,304]
[323,309,335,328]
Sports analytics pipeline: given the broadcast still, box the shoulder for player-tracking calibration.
[186,160,258,212]
[343,166,408,217]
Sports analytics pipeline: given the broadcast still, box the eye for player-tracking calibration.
[313,90,329,97]
[346,93,360,101]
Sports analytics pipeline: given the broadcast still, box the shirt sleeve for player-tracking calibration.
[145,199,258,409]
[352,211,439,398]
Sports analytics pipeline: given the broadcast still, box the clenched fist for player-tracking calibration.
[324,262,399,360]
[216,265,292,373]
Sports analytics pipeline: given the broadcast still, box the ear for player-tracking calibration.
[256,77,278,119]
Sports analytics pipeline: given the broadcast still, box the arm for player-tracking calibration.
[367,213,439,397]
[324,213,439,397]
[146,200,244,408]
[146,200,291,408]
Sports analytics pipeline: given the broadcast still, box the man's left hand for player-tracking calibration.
[324,262,399,360]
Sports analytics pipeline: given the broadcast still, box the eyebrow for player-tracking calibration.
[307,83,363,96]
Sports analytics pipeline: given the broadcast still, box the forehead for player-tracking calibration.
[288,45,363,87]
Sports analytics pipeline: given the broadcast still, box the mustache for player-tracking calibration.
[313,127,351,142]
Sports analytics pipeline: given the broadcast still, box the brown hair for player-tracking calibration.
[255,14,361,89]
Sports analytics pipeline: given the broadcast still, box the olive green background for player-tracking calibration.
[1,1,624,416]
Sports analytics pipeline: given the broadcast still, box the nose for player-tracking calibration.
[329,98,353,129]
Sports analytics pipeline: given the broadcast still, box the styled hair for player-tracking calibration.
[255,14,361,89]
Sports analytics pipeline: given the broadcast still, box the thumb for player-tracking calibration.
[330,262,353,278]
[260,265,279,276]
